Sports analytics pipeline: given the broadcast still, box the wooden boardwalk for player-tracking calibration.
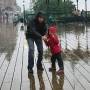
[0,24,90,90]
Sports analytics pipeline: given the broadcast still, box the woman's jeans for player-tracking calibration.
[27,38,43,70]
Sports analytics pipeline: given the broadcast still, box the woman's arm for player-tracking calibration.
[31,21,42,38]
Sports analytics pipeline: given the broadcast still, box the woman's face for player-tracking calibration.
[38,17,44,23]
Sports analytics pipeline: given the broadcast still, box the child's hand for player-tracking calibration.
[42,36,47,41]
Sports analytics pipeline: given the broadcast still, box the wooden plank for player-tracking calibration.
[34,60,52,90]
[20,40,31,90]
[68,51,90,75]
[20,43,32,90]
[0,83,10,90]
[75,62,90,83]
[64,66,75,89]
[21,41,52,90]
[0,58,9,85]
[63,50,90,83]
[63,76,75,90]
[78,60,90,73]
[0,25,16,89]
[0,32,23,90]
[62,40,90,71]
[0,53,2,57]
[64,61,85,90]
[62,41,90,75]
[65,61,90,90]
[43,61,73,90]
[10,32,24,90]
[0,53,7,69]
[75,67,90,90]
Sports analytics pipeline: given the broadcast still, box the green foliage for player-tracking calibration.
[20,10,35,23]
[33,0,75,16]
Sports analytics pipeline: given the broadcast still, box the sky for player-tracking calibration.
[16,0,90,11]
[72,0,90,11]
[16,0,30,11]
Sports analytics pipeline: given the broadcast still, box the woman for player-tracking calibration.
[26,12,47,74]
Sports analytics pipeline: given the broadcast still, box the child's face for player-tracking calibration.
[49,31,55,35]
[42,35,47,41]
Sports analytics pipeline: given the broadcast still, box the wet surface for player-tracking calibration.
[0,22,90,90]
[0,23,18,61]
[59,23,90,61]
[59,23,90,51]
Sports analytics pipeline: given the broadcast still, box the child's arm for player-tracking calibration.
[51,34,59,45]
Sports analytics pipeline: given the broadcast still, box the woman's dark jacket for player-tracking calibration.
[25,19,47,39]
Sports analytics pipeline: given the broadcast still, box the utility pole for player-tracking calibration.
[85,0,87,18]
[46,0,49,22]
[76,0,78,10]
[23,0,25,24]
[64,0,66,16]
[21,0,25,30]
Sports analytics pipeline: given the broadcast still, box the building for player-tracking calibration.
[0,0,4,22]
[0,0,21,23]
[0,0,16,12]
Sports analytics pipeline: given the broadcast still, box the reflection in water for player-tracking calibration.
[64,25,68,50]
[0,23,17,61]
[57,23,90,61]
[28,70,45,90]
[28,73,36,90]
[52,71,64,90]
[85,25,89,53]
[44,23,90,61]
[37,70,45,90]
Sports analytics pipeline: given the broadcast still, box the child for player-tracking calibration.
[43,20,64,75]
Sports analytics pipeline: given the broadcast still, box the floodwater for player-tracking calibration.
[0,23,18,60]
[0,22,90,90]
[59,23,90,52]
[44,23,90,60]
[0,22,90,61]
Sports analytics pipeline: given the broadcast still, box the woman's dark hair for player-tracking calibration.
[34,12,46,34]
[35,12,45,22]
[36,12,44,18]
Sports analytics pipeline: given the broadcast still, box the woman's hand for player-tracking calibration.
[42,36,47,41]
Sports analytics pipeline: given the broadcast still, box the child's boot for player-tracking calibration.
[56,68,64,76]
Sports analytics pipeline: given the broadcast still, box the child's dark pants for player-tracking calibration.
[51,53,64,69]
